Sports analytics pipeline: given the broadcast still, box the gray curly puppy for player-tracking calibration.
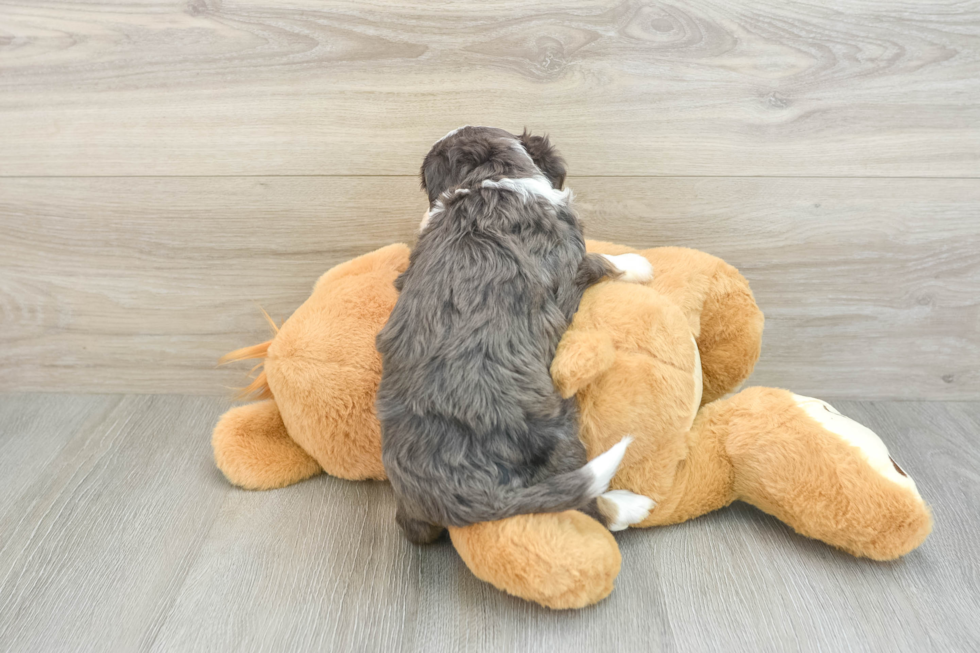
[376,126,655,544]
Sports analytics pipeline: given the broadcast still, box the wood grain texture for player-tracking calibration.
[0,176,423,396]
[576,177,980,400]
[0,394,978,652]
[0,394,230,652]
[1,0,979,176]
[2,176,977,399]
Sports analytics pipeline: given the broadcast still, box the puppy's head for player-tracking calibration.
[420,126,567,204]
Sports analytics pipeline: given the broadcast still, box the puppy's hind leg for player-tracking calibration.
[596,490,656,531]
[571,444,656,531]
[396,503,445,545]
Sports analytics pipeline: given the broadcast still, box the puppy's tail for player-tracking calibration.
[481,436,633,522]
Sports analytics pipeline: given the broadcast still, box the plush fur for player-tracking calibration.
[212,240,933,609]
[211,399,320,490]
[221,244,411,482]
[449,510,621,608]
[552,248,932,562]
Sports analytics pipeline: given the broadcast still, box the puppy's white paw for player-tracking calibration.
[603,253,654,283]
[585,435,633,496]
[598,490,656,531]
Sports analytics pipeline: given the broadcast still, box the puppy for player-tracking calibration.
[376,126,655,544]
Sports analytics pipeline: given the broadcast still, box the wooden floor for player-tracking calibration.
[0,392,977,652]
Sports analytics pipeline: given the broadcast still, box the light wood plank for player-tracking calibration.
[1,0,978,176]
[2,176,977,398]
[0,394,230,652]
[0,176,425,395]
[3,395,977,652]
[148,475,423,652]
[0,393,119,541]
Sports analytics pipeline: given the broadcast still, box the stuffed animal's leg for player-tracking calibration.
[581,242,764,404]
[728,388,931,559]
[651,387,932,559]
[623,392,739,528]
[448,511,621,610]
[640,247,764,405]
[212,400,322,490]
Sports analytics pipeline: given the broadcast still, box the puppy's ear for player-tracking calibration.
[520,129,566,189]
[420,151,451,204]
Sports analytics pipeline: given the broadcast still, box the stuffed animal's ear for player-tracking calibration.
[520,129,566,189]
[551,328,615,398]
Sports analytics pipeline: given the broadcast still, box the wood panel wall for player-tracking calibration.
[1,0,978,398]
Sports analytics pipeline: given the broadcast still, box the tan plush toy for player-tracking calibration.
[212,241,932,609]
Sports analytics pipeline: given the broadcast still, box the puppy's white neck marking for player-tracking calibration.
[422,177,567,232]
[421,189,471,231]
[481,176,571,205]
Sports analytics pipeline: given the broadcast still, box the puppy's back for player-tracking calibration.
[378,188,583,434]
[378,185,607,525]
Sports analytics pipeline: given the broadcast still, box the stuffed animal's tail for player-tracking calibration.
[218,307,278,400]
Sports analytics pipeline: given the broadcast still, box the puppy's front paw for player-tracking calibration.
[603,253,654,283]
